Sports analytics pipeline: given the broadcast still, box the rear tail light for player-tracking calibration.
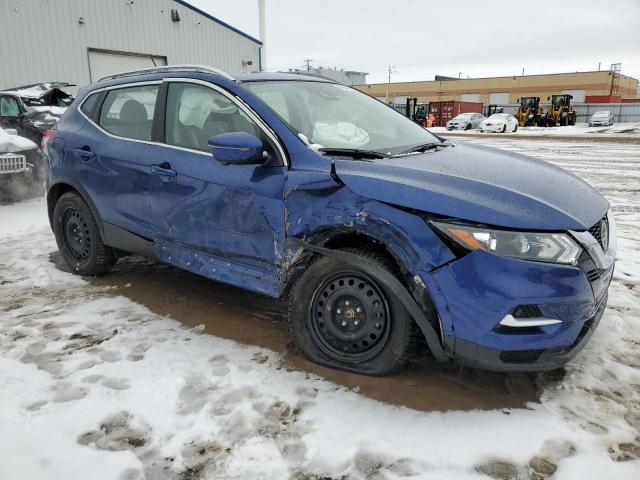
[41,129,56,152]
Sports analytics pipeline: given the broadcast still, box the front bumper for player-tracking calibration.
[480,124,505,132]
[446,123,467,130]
[422,218,615,372]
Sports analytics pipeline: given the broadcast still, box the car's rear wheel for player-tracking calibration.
[513,124,518,132]
[288,248,416,375]
[53,192,116,275]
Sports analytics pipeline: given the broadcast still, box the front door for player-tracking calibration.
[148,80,287,297]
[0,95,21,132]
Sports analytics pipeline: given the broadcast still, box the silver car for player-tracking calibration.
[446,112,485,131]
[589,111,614,127]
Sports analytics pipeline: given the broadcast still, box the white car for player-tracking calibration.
[446,112,485,131]
[589,111,614,127]
[480,113,519,133]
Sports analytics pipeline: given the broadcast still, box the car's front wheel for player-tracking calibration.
[53,192,116,275]
[288,248,416,375]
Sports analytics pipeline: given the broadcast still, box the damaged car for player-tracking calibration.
[0,127,44,202]
[44,66,615,375]
[0,82,73,145]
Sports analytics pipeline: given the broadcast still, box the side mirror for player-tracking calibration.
[208,132,266,166]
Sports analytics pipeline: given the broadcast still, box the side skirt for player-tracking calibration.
[103,222,158,259]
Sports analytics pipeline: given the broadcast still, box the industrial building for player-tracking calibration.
[356,70,639,105]
[286,67,369,86]
[0,0,262,92]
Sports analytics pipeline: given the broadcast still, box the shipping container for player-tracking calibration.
[585,95,621,103]
[621,98,640,103]
[428,101,483,127]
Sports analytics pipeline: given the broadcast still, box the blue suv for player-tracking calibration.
[44,66,615,375]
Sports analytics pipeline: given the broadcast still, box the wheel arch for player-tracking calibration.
[47,178,105,241]
[283,228,448,361]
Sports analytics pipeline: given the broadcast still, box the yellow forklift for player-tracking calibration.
[545,94,576,126]
[516,97,545,127]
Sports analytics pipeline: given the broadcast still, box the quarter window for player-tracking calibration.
[165,82,263,153]
[98,84,159,141]
[80,93,100,117]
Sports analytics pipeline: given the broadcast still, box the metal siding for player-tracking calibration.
[0,0,260,91]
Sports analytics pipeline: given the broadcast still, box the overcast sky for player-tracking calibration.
[190,0,640,84]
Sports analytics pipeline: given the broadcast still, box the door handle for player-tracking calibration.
[74,147,95,161]
[151,163,177,182]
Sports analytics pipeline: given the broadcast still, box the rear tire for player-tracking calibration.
[513,124,518,132]
[53,192,116,275]
[288,248,417,376]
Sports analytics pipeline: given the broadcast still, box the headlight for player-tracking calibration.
[432,221,582,265]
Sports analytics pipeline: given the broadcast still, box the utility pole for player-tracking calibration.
[388,65,396,83]
[598,62,601,71]
[303,59,314,72]
[258,0,266,71]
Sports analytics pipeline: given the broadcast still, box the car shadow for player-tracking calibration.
[50,252,557,412]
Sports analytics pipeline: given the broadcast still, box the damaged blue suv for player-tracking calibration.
[44,66,615,375]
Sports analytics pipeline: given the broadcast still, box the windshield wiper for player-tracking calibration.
[318,148,388,160]
[395,141,454,156]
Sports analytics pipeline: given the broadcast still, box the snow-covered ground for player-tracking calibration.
[1,138,639,480]
[430,122,640,138]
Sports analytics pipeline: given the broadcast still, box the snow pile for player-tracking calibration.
[431,122,640,138]
[1,136,640,480]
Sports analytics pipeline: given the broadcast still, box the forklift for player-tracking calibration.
[545,94,576,126]
[405,98,434,127]
[515,97,545,127]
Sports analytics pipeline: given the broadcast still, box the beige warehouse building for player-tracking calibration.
[355,70,639,104]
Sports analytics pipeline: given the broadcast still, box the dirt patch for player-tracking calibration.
[50,252,539,412]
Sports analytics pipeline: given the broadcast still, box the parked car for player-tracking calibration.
[45,66,615,375]
[0,127,43,202]
[589,111,614,127]
[480,113,519,133]
[446,112,485,130]
[0,83,73,145]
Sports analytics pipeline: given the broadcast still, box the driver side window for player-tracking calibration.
[165,82,266,153]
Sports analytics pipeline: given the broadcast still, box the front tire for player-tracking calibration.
[288,248,416,376]
[53,192,116,275]
[501,125,507,133]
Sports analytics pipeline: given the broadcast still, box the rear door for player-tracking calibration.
[145,79,288,296]
[72,82,163,238]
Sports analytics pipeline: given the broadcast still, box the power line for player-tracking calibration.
[303,59,314,72]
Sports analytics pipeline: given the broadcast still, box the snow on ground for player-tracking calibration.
[1,139,640,480]
[430,122,640,138]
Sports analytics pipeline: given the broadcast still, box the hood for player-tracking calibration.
[333,142,608,231]
[0,127,39,153]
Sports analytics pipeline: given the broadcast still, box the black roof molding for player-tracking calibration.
[173,0,262,45]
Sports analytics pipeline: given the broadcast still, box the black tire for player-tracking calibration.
[513,124,518,132]
[501,124,507,133]
[465,124,471,131]
[288,248,417,376]
[53,192,116,275]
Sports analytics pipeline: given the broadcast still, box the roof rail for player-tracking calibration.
[98,64,235,82]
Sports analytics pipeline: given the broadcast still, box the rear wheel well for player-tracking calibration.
[47,183,77,228]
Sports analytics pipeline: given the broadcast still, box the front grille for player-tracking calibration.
[588,216,607,249]
[586,269,601,282]
[0,154,26,174]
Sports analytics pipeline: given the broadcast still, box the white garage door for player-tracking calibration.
[461,93,480,102]
[562,89,585,103]
[88,50,166,82]
[489,92,510,104]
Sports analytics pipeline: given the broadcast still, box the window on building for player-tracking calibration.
[164,82,264,153]
[98,84,159,141]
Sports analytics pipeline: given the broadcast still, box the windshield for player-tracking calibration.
[453,113,474,120]
[593,111,610,117]
[488,114,508,120]
[244,81,439,154]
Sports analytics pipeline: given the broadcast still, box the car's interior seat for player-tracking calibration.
[118,99,151,141]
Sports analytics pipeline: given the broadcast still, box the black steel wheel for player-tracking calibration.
[53,192,116,275]
[289,248,417,375]
[309,271,391,362]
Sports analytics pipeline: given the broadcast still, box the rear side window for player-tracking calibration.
[80,93,99,116]
[98,84,159,141]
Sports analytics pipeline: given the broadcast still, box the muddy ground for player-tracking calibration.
[50,253,542,413]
